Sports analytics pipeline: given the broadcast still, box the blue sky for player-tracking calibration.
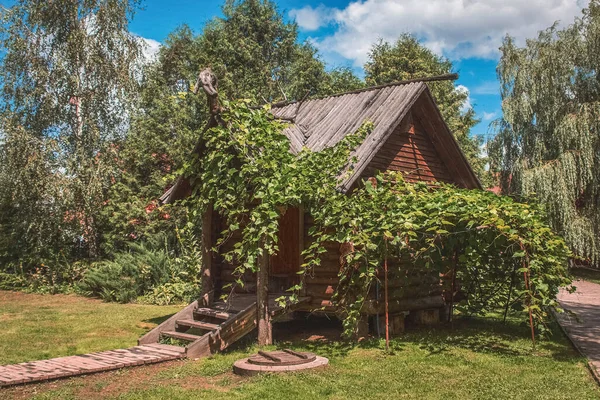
[1,0,589,139]
[127,0,588,140]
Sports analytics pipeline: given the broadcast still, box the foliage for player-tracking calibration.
[200,0,331,102]
[0,126,73,266]
[305,173,571,335]
[0,0,142,262]
[79,229,200,304]
[490,1,600,266]
[364,34,487,184]
[185,100,571,338]
[99,0,364,254]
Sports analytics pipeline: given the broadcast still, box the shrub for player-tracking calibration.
[79,228,202,304]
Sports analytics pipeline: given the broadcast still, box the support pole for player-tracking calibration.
[257,239,272,346]
[449,249,458,323]
[199,204,214,307]
[520,243,536,348]
[503,265,517,323]
[384,242,390,352]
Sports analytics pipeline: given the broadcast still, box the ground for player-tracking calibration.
[557,271,600,380]
[0,290,599,399]
[0,291,182,365]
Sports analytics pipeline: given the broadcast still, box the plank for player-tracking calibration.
[176,320,219,331]
[161,331,202,342]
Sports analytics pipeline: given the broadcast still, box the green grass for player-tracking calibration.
[571,267,600,285]
[0,290,182,364]
[1,291,599,400]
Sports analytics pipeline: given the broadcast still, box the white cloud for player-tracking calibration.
[138,36,161,63]
[482,111,497,121]
[291,0,589,65]
[456,84,472,113]
[289,5,335,31]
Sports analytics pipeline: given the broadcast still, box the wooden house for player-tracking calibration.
[140,72,482,357]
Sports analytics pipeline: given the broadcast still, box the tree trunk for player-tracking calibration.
[199,204,214,306]
[257,239,272,346]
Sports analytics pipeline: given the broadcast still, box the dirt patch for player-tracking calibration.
[273,313,343,343]
[136,322,156,330]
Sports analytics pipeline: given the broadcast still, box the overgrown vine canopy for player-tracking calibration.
[184,100,572,337]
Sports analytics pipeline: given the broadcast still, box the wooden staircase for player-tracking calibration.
[139,294,309,359]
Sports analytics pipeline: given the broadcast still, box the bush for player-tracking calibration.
[79,229,202,304]
[0,258,87,294]
[78,238,171,303]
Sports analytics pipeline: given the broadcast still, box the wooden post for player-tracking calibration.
[257,239,272,346]
[298,206,306,297]
[449,249,458,323]
[199,204,214,307]
[384,250,390,352]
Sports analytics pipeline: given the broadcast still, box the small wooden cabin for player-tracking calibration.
[141,75,481,356]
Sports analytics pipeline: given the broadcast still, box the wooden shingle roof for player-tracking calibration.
[271,81,480,192]
[271,82,432,192]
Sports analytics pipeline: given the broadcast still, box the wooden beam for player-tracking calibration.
[200,204,214,307]
[257,239,272,346]
[298,206,306,297]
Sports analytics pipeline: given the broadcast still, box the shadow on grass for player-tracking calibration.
[571,267,600,285]
[143,313,177,326]
[139,308,582,366]
[223,312,583,363]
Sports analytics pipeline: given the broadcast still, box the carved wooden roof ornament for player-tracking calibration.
[194,67,220,115]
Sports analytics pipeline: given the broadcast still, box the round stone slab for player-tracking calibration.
[233,350,328,376]
[248,350,317,366]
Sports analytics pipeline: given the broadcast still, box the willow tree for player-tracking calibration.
[0,0,142,260]
[491,1,600,266]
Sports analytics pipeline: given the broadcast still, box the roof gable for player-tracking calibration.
[362,115,457,185]
[272,82,481,192]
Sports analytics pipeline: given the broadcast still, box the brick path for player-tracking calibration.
[556,279,600,380]
[0,343,185,387]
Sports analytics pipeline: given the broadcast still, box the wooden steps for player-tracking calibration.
[194,308,231,320]
[138,294,310,359]
[161,331,203,342]
[175,320,219,330]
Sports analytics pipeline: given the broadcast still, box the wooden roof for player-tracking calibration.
[161,78,481,203]
[271,82,481,191]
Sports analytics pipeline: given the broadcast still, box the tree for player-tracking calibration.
[99,27,206,252]
[0,0,142,261]
[102,1,365,250]
[199,0,360,103]
[364,34,486,181]
[490,1,600,266]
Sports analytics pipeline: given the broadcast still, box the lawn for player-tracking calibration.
[0,290,183,364]
[1,290,599,400]
[572,267,600,285]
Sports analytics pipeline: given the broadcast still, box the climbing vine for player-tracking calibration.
[184,100,572,339]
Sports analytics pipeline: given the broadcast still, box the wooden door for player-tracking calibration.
[269,207,301,287]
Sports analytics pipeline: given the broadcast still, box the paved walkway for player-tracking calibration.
[0,343,185,387]
[556,279,600,379]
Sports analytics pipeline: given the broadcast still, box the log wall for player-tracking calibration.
[361,115,457,185]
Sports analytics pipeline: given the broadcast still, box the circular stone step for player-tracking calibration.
[233,349,328,376]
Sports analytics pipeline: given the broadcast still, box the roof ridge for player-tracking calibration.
[270,73,458,109]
